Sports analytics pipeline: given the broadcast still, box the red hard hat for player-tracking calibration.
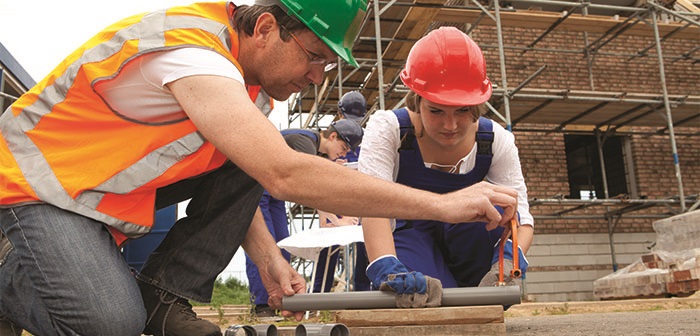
[400,27,492,106]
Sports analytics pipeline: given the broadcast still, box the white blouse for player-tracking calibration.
[357,109,534,226]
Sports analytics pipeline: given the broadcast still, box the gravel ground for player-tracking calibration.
[507,309,700,335]
[504,294,700,336]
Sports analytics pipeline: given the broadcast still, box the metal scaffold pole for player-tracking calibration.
[649,5,686,212]
[373,0,386,110]
[493,0,513,131]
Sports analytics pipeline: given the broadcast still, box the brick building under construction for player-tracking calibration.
[2,0,698,303]
[285,0,699,302]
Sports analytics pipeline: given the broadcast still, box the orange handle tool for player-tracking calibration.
[498,218,521,286]
[510,218,521,278]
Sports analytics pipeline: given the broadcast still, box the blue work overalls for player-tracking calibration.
[392,108,505,288]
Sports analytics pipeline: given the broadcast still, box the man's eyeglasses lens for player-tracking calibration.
[280,23,338,72]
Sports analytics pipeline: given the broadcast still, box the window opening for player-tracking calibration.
[564,134,629,199]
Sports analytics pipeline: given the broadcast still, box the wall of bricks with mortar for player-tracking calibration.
[465,24,700,235]
[464,21,698,301]
[514,128,699,235]
[471,26,700,94]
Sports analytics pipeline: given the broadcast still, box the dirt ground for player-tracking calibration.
[506,309,699,335]
[18,294,698,335]
[504,294,700,335]
[220,293,700,335]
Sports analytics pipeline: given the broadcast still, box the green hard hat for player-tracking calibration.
[257,0,367,67]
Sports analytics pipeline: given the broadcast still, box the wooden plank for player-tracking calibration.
[676,0,700,13]
[335,305,504,327]
[348,323,506,336]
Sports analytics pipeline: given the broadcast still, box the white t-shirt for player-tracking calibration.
[93,47,269,123]
[358,109,534,226]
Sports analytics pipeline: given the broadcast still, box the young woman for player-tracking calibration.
[360,27,534,293]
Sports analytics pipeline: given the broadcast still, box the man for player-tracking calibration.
[0,1,519,336]
[246,119,363,319]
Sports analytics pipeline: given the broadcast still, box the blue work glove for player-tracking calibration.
[479,240,529,287]
[366,256,442,308]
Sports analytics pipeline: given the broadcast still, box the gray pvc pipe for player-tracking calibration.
[224,324,277,336]
[253,324,277,336]
[224,325,255,336]
[295,323,350,336]
[282,286,521,311]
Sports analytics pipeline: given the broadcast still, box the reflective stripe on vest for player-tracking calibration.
[0,2,262,240]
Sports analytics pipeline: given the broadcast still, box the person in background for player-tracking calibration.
[335,90,367,165]
[246,119,363,318]
[358,27,534,301]
[326,90,374,291]
[0,0,521,334]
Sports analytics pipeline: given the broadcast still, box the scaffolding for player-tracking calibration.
[284,0,699,270]
[2,0,696,290]
[289,0,700,220]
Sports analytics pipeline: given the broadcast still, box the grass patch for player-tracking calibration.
[545,303,570,315]
[192,277,251,308]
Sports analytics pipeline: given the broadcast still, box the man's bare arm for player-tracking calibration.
[169,75,517,227]
[241,209,305,321]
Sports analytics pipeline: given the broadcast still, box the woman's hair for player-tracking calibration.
[404,91,486,122]
[232,4,308,41]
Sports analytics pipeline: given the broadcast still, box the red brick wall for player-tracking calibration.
[514,126,699,235]
[472,27,700,95]
[631,131,700,200]
[466,22,699,235]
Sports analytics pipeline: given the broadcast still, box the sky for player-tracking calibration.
[0,0,197,81]
[0,0,291,282]
[0,0,291,129]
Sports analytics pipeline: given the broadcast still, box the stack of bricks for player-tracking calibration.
[594,210,700,300]
[667,259,700,296]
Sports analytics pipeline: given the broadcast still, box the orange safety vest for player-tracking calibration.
[0,2,271,245]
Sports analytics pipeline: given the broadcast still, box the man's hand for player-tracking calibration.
[366,256,442,308]
[440,181,518,230]
[318,210,359,227]
[242,208,306,321]
[336,216,359,226]
[258,254,306,321]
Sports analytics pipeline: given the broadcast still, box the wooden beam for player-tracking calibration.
[676,0,700,14]
[348,324,506,336]
[335,305,504,327]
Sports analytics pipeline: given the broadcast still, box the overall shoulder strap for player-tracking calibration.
[475,117,494,156]
[393,108,415,151]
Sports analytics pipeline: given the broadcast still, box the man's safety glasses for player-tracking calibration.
[279,23,338,72]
